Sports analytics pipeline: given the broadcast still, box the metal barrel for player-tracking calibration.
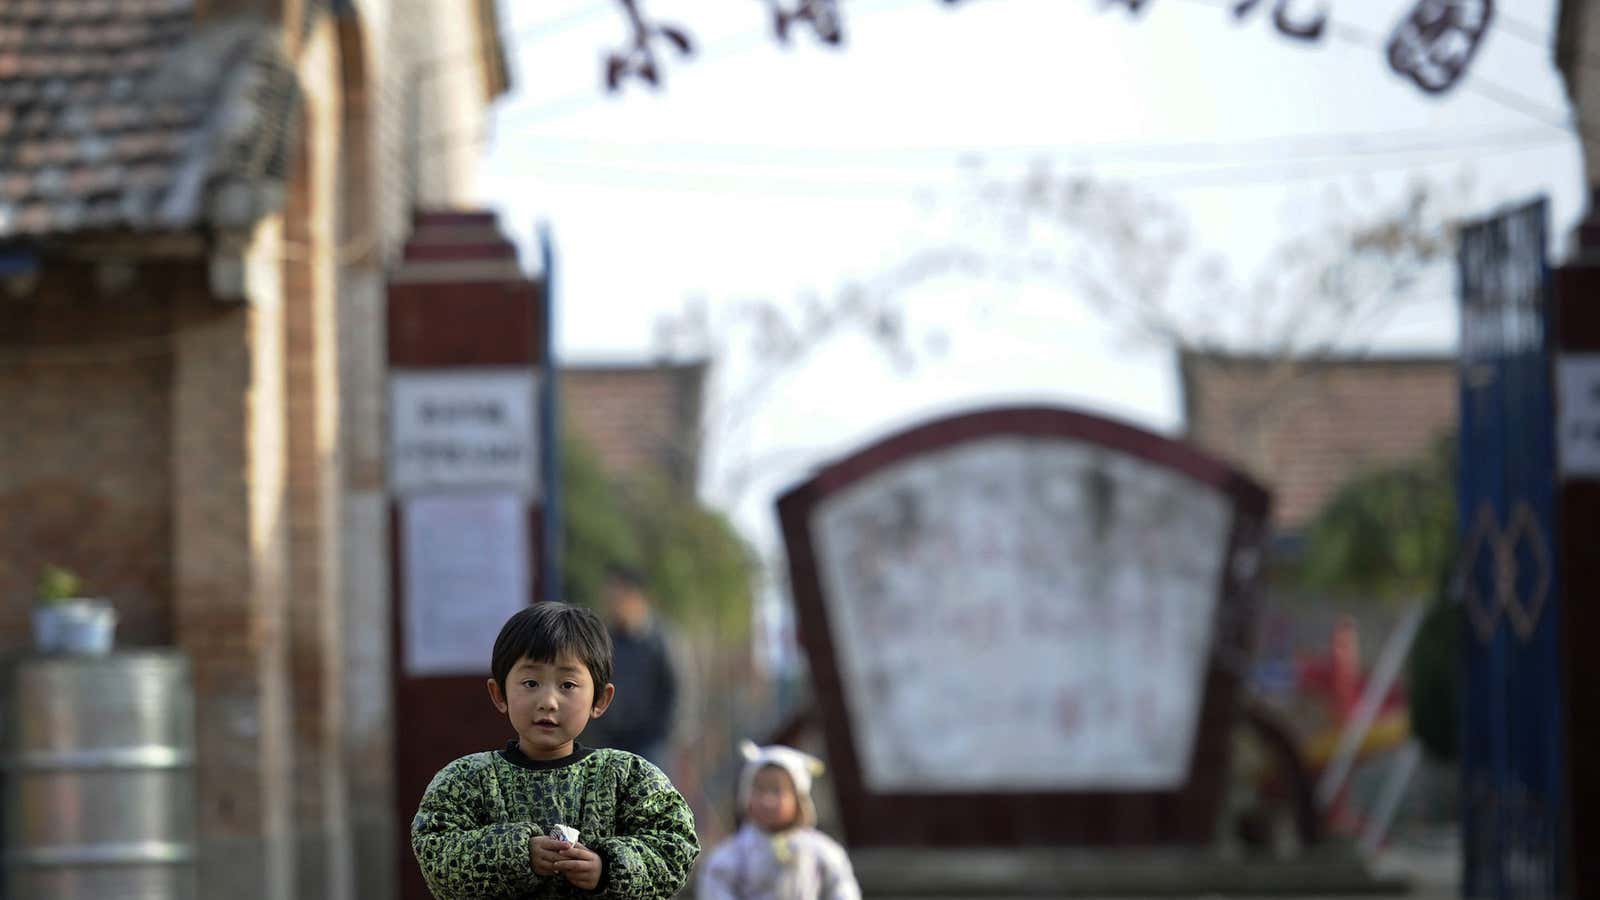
[2,651,197,900]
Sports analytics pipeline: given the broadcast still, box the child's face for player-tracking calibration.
[487,652,615,761]
[748,765,800,832]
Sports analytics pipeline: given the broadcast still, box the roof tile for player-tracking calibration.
[84,196,120,227]
[0,3,303,238]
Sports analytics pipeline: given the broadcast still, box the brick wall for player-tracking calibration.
[333,12,401,900]
[373,0,492,257]
[563,363,708,489]
[0,254,302,900]
[169,214,297,900]
[283,18,355,900]
[1181,352,1457,532]
[0,263,179,650]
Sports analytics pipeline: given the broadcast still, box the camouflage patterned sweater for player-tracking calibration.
[412,742,699,900]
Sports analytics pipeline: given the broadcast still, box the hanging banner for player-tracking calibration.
[1456,196,1568,900]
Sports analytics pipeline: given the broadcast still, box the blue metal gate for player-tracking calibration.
[1456,197,1567,899]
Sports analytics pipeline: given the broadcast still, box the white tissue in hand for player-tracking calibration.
[549,824,580,844]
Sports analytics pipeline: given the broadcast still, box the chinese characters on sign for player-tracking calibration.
[809,437,1232,792]
[1229,0,1327,41]
[609,0,1494,95]
[391,370,540,498]
[1387,0,1494,95]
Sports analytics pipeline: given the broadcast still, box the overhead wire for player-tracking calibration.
[412,0,930,159]
[485,127,1571,197]
[413,0,1584,191]
[498,123,1568,167]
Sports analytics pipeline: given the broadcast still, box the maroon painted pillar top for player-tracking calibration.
[387,210,546,900]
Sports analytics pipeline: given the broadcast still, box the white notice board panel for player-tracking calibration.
[391,369,539,497]
[402,492,531,676]
[810,437,1231,793]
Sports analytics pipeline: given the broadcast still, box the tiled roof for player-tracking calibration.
[1180,351,1457,532]
[0,1,301,238]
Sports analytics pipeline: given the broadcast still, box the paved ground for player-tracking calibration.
[857,828,1463,900]
[1366,827,1460,899]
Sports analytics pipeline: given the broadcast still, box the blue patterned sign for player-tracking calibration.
[1457,197,1567,899]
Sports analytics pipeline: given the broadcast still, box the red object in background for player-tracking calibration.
[1296,616,1406,725]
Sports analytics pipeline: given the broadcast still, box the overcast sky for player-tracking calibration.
[475,0,1585,574]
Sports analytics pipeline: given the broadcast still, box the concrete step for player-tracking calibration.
[851,844,1408,898]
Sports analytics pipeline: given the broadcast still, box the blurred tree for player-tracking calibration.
[650,173,1468,630]
[621,474,758,640]
[1293,432,1460,762]
[561,428,757,637]
[560,429,639,610]
[979,170,1459,359]
[1297,432,1456,601]
[1407,585,1461,763]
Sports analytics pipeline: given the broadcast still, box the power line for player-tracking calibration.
[419,0,1587,164]
[412,0,927,158]
[1114,129,1569,189]
[1175,0,1587,148]
[1494,11,1554,49]
[495,123,1569,167]
[1310,12,1589,146]
[1495,6,1600,84]
[491,127,1570,196]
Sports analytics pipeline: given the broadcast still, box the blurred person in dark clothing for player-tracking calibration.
[589,563,679,770]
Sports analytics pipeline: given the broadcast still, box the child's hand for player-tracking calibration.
[530,835,569,878]
[557,842,604,891]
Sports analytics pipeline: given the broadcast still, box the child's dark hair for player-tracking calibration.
[491,602,613,694]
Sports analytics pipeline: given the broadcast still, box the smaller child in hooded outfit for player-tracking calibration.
[696,741,860,900]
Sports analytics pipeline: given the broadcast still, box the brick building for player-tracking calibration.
[1179,350,1457,536]
[0,2,506,898]
[563,360,710,492]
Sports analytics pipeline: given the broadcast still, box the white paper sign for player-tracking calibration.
[1559,354,1600,480]
[402,493,531,676]
[391,369,539,496]
[810,437,1231,793]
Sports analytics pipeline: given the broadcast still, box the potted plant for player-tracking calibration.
[33,564,117,655]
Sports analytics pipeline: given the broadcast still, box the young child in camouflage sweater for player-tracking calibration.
[412,602,700,900]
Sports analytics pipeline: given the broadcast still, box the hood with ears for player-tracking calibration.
[737,740,824,829]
